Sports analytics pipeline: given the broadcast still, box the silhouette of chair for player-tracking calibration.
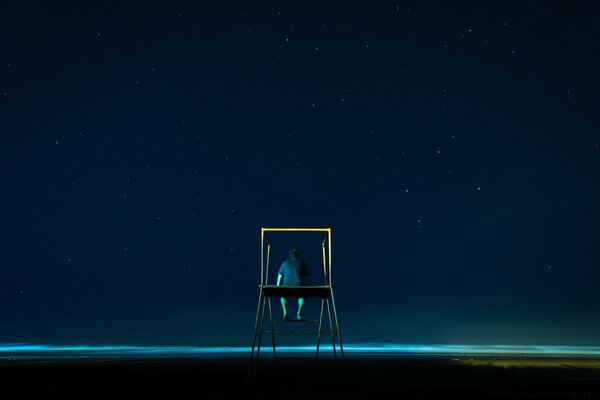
[250,228,344,360]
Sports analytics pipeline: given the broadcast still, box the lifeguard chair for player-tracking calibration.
[250,227,344,360]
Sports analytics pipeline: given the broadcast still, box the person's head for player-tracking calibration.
[288,248,300,258]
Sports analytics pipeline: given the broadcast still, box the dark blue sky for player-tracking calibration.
[1,1,600,347]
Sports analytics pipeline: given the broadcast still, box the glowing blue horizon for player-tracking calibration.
[2,343,600,359]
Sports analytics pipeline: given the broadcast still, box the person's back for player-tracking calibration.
[278,257,309,286]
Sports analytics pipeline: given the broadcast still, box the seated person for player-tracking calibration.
[277,248,310,320]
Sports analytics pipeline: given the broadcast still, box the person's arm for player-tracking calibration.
[277,274,283,286]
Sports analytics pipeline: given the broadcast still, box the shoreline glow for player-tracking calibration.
[1,343,600,359]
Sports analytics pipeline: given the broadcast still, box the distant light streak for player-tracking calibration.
[1,343,600,359]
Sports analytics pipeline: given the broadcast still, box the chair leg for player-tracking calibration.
[268,297,276,359]
[315,298,325,359]
[250,288,263,360]
[330,289,345,359]
[256,295,267,359]
[326,299,336,359]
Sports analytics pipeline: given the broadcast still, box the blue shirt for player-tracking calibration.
[278,258,310,286]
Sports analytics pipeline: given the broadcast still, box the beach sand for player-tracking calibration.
[2,356,600,399]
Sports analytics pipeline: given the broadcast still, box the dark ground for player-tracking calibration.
[2,356,600,399]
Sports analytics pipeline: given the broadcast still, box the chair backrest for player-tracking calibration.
[260,228,332,286]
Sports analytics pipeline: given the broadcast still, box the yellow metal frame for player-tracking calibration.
[260,227,332,286]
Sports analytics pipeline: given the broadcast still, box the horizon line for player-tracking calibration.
[2,343,600,359]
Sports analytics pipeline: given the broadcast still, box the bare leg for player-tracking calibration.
[280,297,288,320]
[297,298,306,320]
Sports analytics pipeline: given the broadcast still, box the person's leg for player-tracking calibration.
[297,298,306,320]
[280,297,288,320]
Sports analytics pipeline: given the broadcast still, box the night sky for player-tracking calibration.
[1,1,600,348]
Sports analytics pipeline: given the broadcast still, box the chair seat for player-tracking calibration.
[261,285,332,298]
